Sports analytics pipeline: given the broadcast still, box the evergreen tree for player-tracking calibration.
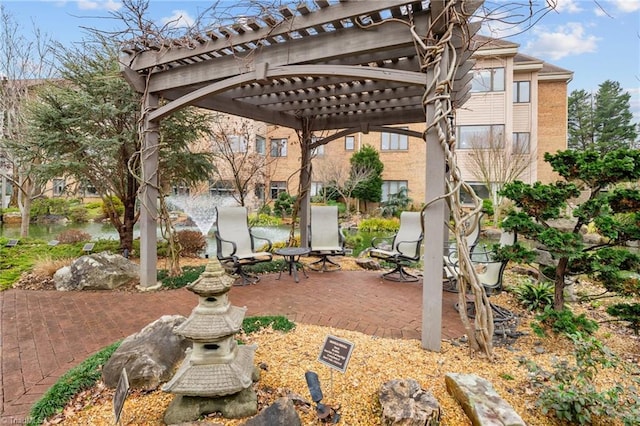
[568,80,637,153]
[350,144,383,208]
[27,40,214,251]
[567,89,594,151]
[593,80,637,153]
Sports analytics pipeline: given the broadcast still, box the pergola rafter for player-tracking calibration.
[121,0,484,352]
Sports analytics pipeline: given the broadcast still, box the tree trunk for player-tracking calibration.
[554,257,568,310]
[17,175,32,238]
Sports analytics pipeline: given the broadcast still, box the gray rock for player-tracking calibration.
[54,251,139,291]
[102,315,190,390]
[379,378,441,426]
[242,397,301,426]
[445,373,526,426]
[164,387,258,424]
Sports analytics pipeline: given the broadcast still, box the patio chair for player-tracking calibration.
[214,206,273,285]
[369,211,424,282]
[308,205,346,272]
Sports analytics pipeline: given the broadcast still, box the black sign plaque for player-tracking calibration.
[113,368,129,424]
[317,335,355,373]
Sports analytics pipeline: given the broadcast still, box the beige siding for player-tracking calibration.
[456,92,506,123]
[512,104,531,131]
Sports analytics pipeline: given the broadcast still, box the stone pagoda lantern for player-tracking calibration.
[163,258,259,424]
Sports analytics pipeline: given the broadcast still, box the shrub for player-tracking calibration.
[273,192,295,217]
[158,265,206,289]
[249,213,282,227]
[31,197,71,218]
[56,229,92,244]
[176,230,207,256]
[531,306,599,337]
[358,217,399,232]
[513,279,554,312]
[68,205,89,223]
[531,333,640,425]
[101,195,124,218]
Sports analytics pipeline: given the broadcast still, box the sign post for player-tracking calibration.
[113,368,129,424]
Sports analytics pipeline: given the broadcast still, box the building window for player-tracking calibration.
[270,138,287,157]
[381,180,408,202]
[209,180,234,196]
[270,181,287,199]
[461,182,490,205]
[471,68,505,92]
[513,132,530,154]
[312,144,325,157]
[513,81,530,103]
[345,135,355,150]
[172,183,190,196]
[83,182,98,197]
[228,135,247,153]
[255,183,265,201]
[255,135,266,155]
[53,178,65,196]
[310,182,323,197]
[457,125,505,149]
[381,130,408,151]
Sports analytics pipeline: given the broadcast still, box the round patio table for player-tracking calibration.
[275,247,310,283]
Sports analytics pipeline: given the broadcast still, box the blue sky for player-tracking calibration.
[2,0,639,121]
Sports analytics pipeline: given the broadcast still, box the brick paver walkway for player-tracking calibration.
[0,270,464,423]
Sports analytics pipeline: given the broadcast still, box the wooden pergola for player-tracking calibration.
[120,0,482,351]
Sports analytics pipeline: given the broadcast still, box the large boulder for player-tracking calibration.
[242,397,301,426]
[102,315,190,390]
[445,373,526,426]
[379,378,441,425]
[53,251,139,291]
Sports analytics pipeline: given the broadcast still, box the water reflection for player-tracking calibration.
[0,222,291,257]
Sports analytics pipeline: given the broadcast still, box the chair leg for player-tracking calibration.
[308,256,342,272]
[381,263,419,282]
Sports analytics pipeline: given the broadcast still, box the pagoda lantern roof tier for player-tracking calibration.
[162,345,256,397]
[173,305,246,341]
[186,259,235,296]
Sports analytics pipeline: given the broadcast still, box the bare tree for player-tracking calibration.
[465,130,534,226]
[0,5,55,237]
[314,155,374,214]
[209,113,276,208]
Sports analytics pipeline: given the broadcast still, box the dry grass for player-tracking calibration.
[32,256,75,278]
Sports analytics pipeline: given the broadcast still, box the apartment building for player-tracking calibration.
[264,37,573,210]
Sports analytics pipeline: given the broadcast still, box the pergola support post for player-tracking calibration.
[297,122,313,247]
[421,55,449,352]
[139,93,160,288]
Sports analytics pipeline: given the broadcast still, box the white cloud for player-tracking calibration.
[525,22,600,60]
[610,0,640,13]
[550,0,583,13]
[76,0,121,12]
[161,10,195,29]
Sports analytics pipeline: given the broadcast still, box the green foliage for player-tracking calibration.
[500,149,640,312]
[568,80,638,154]
[531,333,640,425]
[244,259,287,274]
[350,145,384,203]
[343,232,363,250]
[68,205,89,223]
[157,265,206,289]
[30,198,71,218]
[273,192,295,217]
[101,195,124,218]
[241,315,296,334]
[531,307,599,338]
[482,198,494,217]
[327,200,347,214]
[27,340,122,426]
[175,230,207,256]
[380,187,412,217]
[248,213,282,227]
[513,279,554,311]
[358,217,400,232]
[606,303,640,334]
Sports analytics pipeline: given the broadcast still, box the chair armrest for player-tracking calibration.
[250,232,273,252]
[338,226,346,248]
[214,231,238,258]
[371,235,395,250]
[396,238,422,258]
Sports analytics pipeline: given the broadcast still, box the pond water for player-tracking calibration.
[0,221,292,258]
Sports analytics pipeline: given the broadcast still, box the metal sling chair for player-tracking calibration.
[214,206,273,285]
[369,211,424,282]
[308,205,346,272]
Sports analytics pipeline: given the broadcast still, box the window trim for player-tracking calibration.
[270,138,288,157]
[513,81,530,103]
[456,124,505,149]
